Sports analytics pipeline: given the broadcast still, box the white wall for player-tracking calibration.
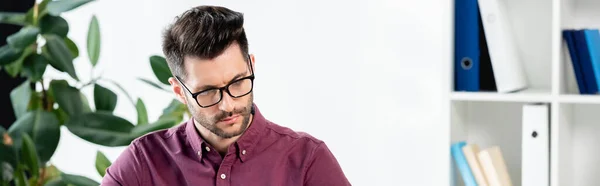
[47,0,452,185]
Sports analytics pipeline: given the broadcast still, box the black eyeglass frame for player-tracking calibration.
[175,54,255,108]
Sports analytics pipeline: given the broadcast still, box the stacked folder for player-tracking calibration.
[451,142,513,186]
[454,0,528,93]
[451,103,550,186]
[563,29,600,94]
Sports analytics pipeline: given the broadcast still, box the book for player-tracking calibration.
[463,144,489,186]
[478,146,513,186]
[451,141,478,186]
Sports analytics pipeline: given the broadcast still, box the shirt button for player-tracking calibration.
[220,174,226,179]
[205,146,211,152]
[242,150,246,155]
[197,151,201,156]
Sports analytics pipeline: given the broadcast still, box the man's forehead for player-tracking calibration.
[183,55,248,87]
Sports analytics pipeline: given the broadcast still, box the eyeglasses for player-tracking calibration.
[176,55,255,108]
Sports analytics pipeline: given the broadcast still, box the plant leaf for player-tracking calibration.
[44,34,78,80]
[150,55,171,85]
[22,54,49,82]
[94,151,110,177]
[80,93,92,113]
[60,173,99,186]
[42,165,61,185]
[0,45,23,65]
[38,0,52,20]
[64,37,79,58]
[102,79,134,107]
[50,80,82,116]
[10,80,32,119]
[138,77,170,93]
[94,84,117,112]
[160,99,187,122]
[47,0,95,16]
[131,118,177,137]
[136,99,148,125]
[52,108,68,126]
[0,12,26,26]
[28,92,43,111]
[87,15,100,66]
[1,127,17,183]
[25,7,35,26]
[40,15,69,38]
[4,46,33,77]
[21,134,40,178]
[65,112,135,147]
[7,26,39,50]
[7,110,60,164]
[44,177,68,186]
[28,176,38,186]
[1,162,14,184]
[14,165,26,186]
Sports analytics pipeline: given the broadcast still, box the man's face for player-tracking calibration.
[171,43,255,138]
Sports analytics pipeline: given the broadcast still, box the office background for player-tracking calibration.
[1,0,451,185]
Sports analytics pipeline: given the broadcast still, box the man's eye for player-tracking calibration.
[231,80,243,87]
[198,89,215,96]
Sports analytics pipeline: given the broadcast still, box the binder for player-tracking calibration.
[451,141,478,186]
[454,0,481,92]
[478,16,497,92]
[478,0,528,93]
[521,103,549,186]
[583,29,600,94]
[573,30,599,94]
[563,30,587,94]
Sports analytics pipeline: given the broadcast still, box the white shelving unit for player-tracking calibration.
[448,0,600,186]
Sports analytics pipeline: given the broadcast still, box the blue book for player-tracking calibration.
[574,30,599,94]
[451,141,478,186]
[454,0,480,92]
[584,29,600,94]
[563,30,587,94]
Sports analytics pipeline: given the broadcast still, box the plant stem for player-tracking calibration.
[33,2,39,25]
[79,76,101,89]
[41,80,50,111]
[36,167,46,186]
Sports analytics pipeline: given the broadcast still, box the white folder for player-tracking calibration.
[521,103,550,186]
[478,0,528,93]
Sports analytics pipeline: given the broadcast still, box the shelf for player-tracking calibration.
[559,94,600,104]
[450,88,552,103]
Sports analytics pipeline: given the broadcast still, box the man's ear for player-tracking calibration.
[250,54,256,71]
[169,77,187,105]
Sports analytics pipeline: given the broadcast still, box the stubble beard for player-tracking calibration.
[188,94,253,139]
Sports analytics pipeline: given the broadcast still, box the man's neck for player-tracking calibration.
[194,114,253,156]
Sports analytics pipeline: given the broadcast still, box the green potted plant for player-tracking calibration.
[0,0,187,185]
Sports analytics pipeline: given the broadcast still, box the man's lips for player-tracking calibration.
[219,114,240,124]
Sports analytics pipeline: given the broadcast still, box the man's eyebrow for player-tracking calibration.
[195,72,248,92]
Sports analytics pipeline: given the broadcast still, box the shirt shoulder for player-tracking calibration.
[131,121,188,150]
[263,120,324,147]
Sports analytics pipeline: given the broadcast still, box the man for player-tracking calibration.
[101,5,350,186]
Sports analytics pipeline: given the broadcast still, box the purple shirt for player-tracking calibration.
[101,105,350,186]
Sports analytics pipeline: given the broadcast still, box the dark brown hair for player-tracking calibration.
[162,5,249,80]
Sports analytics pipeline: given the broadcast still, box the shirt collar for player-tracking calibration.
[185,104,268,162]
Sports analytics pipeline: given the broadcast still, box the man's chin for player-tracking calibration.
[213,124,245,138]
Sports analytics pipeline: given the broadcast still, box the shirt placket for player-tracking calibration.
[216,153,236,186]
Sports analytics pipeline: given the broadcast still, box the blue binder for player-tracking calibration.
[574,30,599,94]
[451,141,478,186]
[584,29,600,94]
[454,0,480,91]
[563,30,587,94]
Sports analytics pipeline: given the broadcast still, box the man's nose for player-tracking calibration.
[218,92,235,112]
